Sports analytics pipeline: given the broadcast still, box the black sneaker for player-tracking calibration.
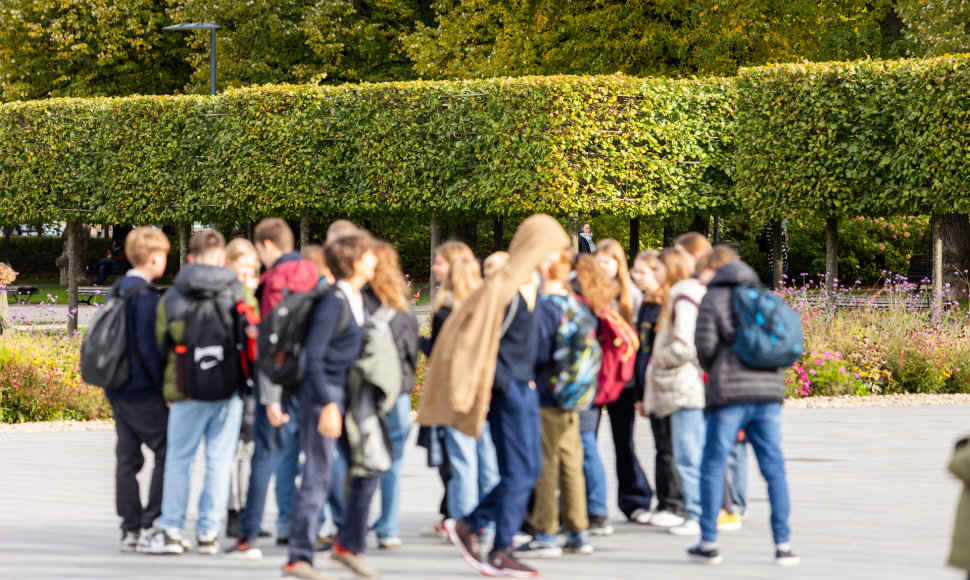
[775,548,800,566]
[482,550,538,578]
[687,543,723,565]
[587,515,613,536]
[444,518,482,571]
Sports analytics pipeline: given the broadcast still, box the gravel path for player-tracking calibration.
[2,393,967,433]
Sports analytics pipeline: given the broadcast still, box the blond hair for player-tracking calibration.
[226,237,257,264]
[595,238,633,322]
[483,251,510,278]
[574,254,616,316]
[674,231,712,259]
[125,226,170,267]
[436,255,481,312]
[370,241,409,311]
[301,244,328,277]
[435,240,474,264]
[326,219,359,242]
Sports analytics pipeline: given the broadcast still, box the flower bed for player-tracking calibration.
[0,330,110,423]
[782,274,970,398]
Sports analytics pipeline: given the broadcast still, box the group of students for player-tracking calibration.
[94,214,796,580]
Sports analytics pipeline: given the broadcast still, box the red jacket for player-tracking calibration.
[257,252,320,315]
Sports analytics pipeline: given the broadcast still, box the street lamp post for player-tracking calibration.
[162,22,221,96]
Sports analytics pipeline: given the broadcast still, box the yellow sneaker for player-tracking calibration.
[717,510,742,532]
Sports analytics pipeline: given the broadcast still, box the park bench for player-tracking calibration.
[77,286,109,304]
[4,285,39,304]
[906,254,932,287]
[794,292,932,311]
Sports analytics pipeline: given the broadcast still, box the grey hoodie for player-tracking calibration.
[694,260,786,410]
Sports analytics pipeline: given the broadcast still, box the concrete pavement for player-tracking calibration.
[0,405,967,580]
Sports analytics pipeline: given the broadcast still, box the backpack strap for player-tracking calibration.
[329,286,353,340]
[114,279,154,378]
[498,291,520,339]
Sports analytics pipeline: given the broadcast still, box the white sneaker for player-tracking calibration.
[196,530,220,555]
[630,508,652,524]
[135,529,153,553]
[142,528,185,555]
[668,519,701,537]
[649,510,686,528]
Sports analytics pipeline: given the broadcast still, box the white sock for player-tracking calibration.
[777,542,792,552]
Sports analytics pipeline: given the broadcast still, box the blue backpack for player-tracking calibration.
[544,294,602,411]
[731,284,803,369]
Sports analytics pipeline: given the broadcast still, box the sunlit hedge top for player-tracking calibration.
[734,55,970,219]
[0,75,733,225]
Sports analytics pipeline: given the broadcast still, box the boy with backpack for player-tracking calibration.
[284,232,376,580]
[86,226,170,552]
[690,246,799,566]
[144,230,246,555]
[514,248,598,559]
[228,218,319,558]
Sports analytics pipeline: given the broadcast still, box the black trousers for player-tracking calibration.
[649,414,686,516]
[604,388,653,518]
[110,397,169,533]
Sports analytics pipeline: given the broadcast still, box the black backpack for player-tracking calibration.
[175,288,245,401]
[257,285,349,393]
[81,280,152,391]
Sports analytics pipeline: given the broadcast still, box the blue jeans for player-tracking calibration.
[467,380,543,554]
[240,396,301,540]
[443,423,499,519]
[373,394,411,539]
[579,407,608,517]
[91,257,125,285]
[700,402,791,544]
[727,440,749,514]
[670,408,705,521]
[160,395,244,535]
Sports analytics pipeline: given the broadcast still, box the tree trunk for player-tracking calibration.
[690,214,709,237]
[825,218,839,300]
[67,222,80,334]
[629,217,640,264]
[712,216,720,245]
[429,215,441,307]
[493,217,504,252]
[771,219,783,290]
[179,222,191,268]
[300,213,310,249]
[662,223,678,247]
[940,213,970,299]
[569,214,579,251]
[932,213,944,310]
[444,220,478,251]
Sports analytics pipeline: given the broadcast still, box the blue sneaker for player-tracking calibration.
[564,531,594,555]
[513,534,562,559]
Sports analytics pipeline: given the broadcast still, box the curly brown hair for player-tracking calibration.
[574,254,617,316]
[595,238,633,322]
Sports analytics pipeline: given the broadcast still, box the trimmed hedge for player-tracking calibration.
[734,55,970,218]
[0,76,733,224]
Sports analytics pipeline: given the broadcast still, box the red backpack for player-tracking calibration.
[591,308,640,406]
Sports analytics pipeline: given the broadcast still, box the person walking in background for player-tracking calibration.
[578,223,595,254]
[643,248,707,537]
[691,247,798,566]
[592,239,654,526]
[631,250,686,529]
[101,226,170,553]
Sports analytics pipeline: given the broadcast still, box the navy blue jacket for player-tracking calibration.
[533,296,563,407]
[301,288,364,412]
[633,302,661,401]
[493,293,538,394]
[106,275,165,401]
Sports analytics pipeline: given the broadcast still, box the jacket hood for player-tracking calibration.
[273,251,302,268]
[670,277,707,302]
[174,264,239,295]
[708,259,761,288]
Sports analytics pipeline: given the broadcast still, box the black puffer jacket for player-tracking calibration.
[695,260,785,410]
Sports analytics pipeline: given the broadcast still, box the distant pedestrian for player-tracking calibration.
[578,223,595,254]
[948,436,970,579]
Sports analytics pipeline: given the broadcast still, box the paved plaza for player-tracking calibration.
[0,405,967,580]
